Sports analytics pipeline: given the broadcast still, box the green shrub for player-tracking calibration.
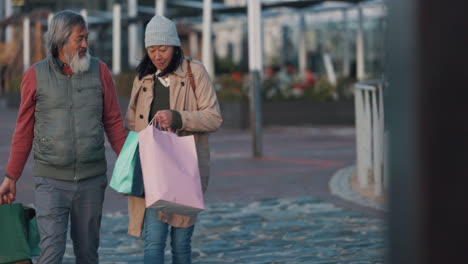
[304,77,336,101]
[215,73,247,101]
[214,57,245,75]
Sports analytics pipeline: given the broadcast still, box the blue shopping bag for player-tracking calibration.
[110,131,144,196]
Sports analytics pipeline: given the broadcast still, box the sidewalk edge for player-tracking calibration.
[329,165,386,212]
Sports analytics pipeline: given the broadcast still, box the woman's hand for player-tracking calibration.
[155,110,173,131]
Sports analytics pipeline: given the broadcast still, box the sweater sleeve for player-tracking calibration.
[170,110,182,130]
[5,66,37,181]
[99,61,127,155]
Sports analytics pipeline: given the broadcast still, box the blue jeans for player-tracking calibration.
[143,208,195,264]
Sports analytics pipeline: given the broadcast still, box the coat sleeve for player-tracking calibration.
[125,76,140,131]
[178,63,223,132]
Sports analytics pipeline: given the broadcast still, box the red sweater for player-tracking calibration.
[5,61,127,181]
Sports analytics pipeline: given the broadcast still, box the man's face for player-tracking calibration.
[62,25,88,60]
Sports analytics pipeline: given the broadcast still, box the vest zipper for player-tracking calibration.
[69,75,78,182]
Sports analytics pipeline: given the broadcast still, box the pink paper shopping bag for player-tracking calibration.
[138,124,204,216]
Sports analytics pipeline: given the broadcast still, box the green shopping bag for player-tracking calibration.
[110,131,144,196]
[0,204,34,263]
[24,207,40,257]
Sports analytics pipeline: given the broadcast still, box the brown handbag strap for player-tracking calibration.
[186,59,196,96]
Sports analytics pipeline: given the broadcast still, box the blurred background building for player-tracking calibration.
[0,0,385,102]
[2,2,467,263]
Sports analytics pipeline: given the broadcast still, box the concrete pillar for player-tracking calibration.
[298,13,307,78]
[342,8,350,77]
[202,0,214,79]
[356,6,365,80]
[23,17,30,71]
[233,26,242,64]
[47,13,54,28]
[189,32,199,59]
[156,0,166,16]
[128,0,140,67]
[0,1,4,20]
[80,9,88,23]
[113,4,121,75]
[323,53,337,86]
[248,0,263,157]
[6,0,13,43]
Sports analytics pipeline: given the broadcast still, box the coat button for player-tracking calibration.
[139,114,144,119]
[143,87,147,92]
[181,82,185,86]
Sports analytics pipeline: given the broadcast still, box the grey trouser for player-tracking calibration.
[34,175,107,264]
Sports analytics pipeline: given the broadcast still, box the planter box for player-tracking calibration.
[219,100,250,129]
[220,100,355,129]
[6,95,353,128]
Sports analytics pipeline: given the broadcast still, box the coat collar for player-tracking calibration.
[173,58,188,78]
[140,73,155,83]
[139,58,188,85]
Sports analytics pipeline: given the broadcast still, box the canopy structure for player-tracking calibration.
[167,0,364,15]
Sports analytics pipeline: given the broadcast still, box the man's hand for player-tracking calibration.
[0,177,16,204]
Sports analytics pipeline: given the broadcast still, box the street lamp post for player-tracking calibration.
[248,0,263,157]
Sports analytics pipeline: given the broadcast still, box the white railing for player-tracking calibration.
[354,80,386,195]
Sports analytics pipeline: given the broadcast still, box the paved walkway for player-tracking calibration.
[61,197,384,264]
[0,97,385,263]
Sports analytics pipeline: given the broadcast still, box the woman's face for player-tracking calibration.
[147,45,174,71]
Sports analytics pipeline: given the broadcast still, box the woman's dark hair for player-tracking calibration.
[136,47,184,80]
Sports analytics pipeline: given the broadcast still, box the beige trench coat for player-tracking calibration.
[125,58,222,237]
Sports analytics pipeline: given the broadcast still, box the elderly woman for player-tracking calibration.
[125,15,222,263]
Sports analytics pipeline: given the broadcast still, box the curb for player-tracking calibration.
[329,165,386,211]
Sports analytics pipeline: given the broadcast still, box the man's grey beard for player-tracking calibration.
[66,50,90,74]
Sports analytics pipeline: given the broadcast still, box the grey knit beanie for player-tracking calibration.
[145,15,181,48]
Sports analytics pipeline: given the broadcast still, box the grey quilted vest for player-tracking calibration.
[33,56,106,181]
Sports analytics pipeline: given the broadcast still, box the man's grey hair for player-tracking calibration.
[45,10,87,57]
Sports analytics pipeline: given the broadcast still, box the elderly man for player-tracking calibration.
[0,10,126,264]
